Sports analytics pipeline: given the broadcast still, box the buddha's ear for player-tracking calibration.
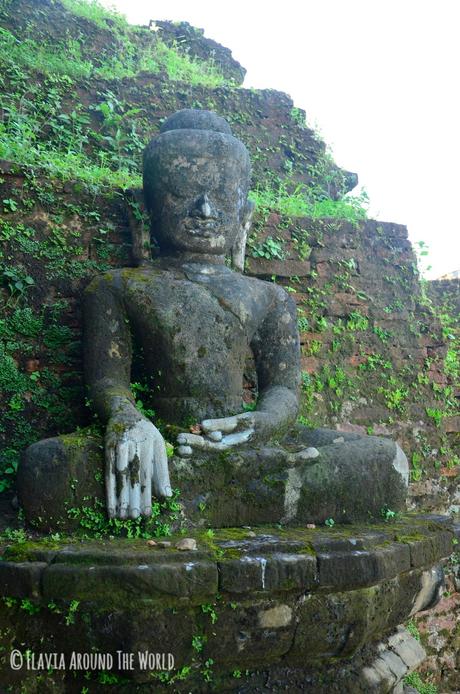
[231,199,255,272]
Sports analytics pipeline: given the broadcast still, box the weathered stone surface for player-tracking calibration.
[17,434,104,532]
[0,561,46,598]
[361,626,426,693]
[171,431,409,527]
[442,415,460,433]
[203,598,296,666]
[49,544,210,565]
[289,584,384,661]
[24,420,412,530]
[175,538,197,551]
[246,257,311,277]
[0,520,451,687]
[218,555,267,594]
[218,552,317,593]
[42,560,218,603]
[410,566,444,615]
[317,543,411,590]
[258,604,292,628]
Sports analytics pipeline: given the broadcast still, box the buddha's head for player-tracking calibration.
[143,109,252,256]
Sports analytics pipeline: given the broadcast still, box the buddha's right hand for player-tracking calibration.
[105,404,172,519]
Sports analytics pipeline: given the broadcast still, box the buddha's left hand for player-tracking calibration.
[176,411,258,457]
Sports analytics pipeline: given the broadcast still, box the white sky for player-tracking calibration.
[105,0,459,279]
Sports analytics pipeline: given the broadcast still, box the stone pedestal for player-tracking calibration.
[0,517,457,691]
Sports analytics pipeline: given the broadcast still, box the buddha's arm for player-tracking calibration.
[83,274,134,420]
[83,274,172,518]
[249,285,301,438]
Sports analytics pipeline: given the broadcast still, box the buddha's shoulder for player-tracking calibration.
[239,272,294,303]
[84,264,173,293]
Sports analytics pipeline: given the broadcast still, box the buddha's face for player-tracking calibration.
[143,130,251,255]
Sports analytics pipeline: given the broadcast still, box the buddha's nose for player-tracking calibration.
[193,194,213,218]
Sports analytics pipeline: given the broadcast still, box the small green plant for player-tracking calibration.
[290,107,306,128]
[98,672,125,685]
[191,634,206,652]
[325,518,335,527]
[20,599,41,615]
[358,353,392,372]
[67,491,180,539]
[346,311,369,332]
[380,506,397,521]
[201,658,214,683]
[426,407,444,428]
[1,266,35,306]
[406,619,421,641]
[404,672,437,694]
[2,198,18,212]
[304,340,322,357]
[249,182,368,224]
[378,383,408,413]
[373,325,393,343]
[61,0,129,31]
[250,236,286,260]
[411,452,424,482]
[297,315,309,332]
[201,603,218,624]
[1,527,27,543]
[65,599,80,625]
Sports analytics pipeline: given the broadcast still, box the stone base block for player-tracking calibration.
[0,518,456,690]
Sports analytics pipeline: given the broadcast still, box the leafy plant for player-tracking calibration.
[426,407,444,428]
[201,602,218,624]
[380,506,397,521]
[250,236,286,260]
[66,491,180,539]
[404,672,437,694]
[411,452,424,482]
[406,619,421,641]
[346,311,368,331]
[192,634,206,652]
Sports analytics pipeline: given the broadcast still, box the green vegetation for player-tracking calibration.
[0,55,141,190]
[0,16,227,85]
[0,189,119,490]
[0,0,227,191]
[380,506,398,521]
[406,619,421,641]
[249,182,368,224]
[61,0,129,31]
[404,672,437,694]
[66,491,181,539]
[250,236,286,260]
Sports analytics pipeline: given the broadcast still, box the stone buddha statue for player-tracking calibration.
[18,109,409,528]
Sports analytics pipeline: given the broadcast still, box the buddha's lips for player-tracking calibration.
[183,217,219,237]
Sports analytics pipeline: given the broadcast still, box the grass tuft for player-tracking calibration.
[249,182,368,224]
